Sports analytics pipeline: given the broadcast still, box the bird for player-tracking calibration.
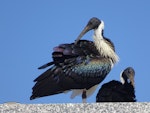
[30,17,119,103]
[96,67,136,102]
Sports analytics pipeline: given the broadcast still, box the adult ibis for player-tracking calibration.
[30,17,119,102]
[96,67,136,102]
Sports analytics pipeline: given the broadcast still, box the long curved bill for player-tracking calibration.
[130,76,135,88]
[75,25,91,44]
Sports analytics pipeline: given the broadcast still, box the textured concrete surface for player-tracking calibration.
[0,102,150,113]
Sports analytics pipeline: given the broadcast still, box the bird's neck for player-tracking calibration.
[93,26,119,64]
[120,71,125,84]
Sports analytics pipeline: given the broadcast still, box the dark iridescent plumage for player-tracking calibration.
[30,40,112,100]
[30,17,119,102]
[96,67,136,102]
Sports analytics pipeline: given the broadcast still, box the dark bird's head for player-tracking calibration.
[75,17,103,44]
[75,17,119,64]
[120,67,135,87]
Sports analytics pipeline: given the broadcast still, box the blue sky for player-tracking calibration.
[0,0,150,103]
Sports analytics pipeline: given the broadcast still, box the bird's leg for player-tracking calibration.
[82,90,87,103]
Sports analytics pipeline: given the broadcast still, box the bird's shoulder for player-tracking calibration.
[53,40,99,58]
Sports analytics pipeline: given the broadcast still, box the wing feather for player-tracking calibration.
[30,40,112,100]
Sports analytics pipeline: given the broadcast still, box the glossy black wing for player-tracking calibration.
[30,40,112,100]
[96,80,136,102]
[38,40,100,69]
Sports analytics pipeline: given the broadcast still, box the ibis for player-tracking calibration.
[30,17,119,102]
[96,67,136,102]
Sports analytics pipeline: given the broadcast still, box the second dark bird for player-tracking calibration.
[96,67,136,102]
[30,17,119,102]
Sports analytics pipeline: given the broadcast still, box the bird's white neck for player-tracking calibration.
[93,21,119,64]
[120,70,125,84]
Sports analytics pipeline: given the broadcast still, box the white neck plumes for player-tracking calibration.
[93,21,119,64]
[120,70,125,84]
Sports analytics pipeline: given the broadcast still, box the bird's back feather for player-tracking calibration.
[96,80,136,102]
[30,40,112,100]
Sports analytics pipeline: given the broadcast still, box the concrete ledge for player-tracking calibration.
[0,102,150,113]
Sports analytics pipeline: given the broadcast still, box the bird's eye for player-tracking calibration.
[128,70,132,74]
[88,21,93,26]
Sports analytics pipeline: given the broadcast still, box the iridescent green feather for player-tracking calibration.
[72,58,111,77]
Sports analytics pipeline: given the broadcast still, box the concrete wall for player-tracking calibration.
[0,102,150,113]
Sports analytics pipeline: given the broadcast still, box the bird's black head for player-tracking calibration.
[86,17,101,30]
[75,17,102,44]
[121,67,135,87]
